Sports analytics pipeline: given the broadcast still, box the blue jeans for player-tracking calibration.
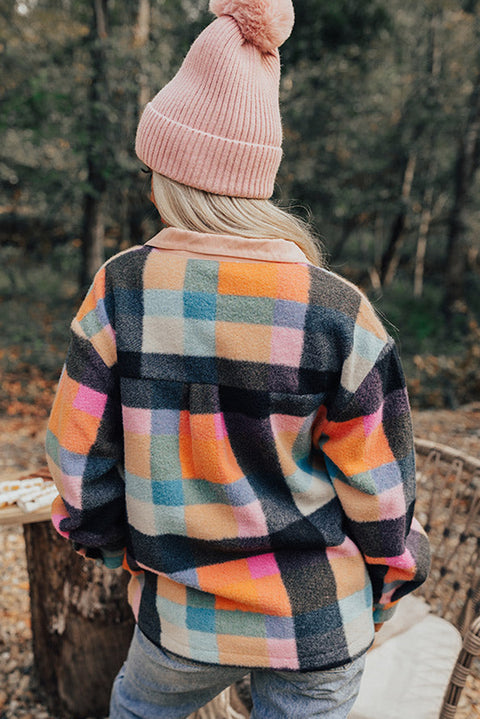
[109,627,365,718]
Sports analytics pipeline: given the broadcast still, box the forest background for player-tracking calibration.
[1,0,480,417]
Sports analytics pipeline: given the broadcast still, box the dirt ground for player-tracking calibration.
[411,402,480,457]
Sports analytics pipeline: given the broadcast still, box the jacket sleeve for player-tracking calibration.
[313,332,431,624]
[46,266,126,569]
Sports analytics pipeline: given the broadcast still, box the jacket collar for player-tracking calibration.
[145,227,309,264]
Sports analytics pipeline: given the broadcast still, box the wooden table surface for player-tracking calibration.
[0,469,55,527]
[0,503,52,526]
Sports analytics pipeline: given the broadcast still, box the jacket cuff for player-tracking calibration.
[96,548,125,569]
[73,543,125,569]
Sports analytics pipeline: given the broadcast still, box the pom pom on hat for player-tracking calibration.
[209,0,294,53]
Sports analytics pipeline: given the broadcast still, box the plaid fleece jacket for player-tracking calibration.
[46,227,430,671]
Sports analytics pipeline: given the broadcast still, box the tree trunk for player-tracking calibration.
[134,0,151,109]
[413,189,433,299]
[444,69,480,315]
[81,175,106,288]
[379,153,417,287]
[80,0,110,288]
[380,14,442,290]
[413,150,440,299]
[23,521,134,718]
[121,0,153,249]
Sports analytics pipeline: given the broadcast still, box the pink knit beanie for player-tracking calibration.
[135,0,295,199]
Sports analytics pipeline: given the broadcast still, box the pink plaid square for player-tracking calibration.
[270,326,303,366]
[247,552,279,579]
[267,638,300,669]
[73,385,107,419]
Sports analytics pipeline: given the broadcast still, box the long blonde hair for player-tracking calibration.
[152,173,323,266]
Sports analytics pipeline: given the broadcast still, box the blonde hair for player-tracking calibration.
[152,173,322,266]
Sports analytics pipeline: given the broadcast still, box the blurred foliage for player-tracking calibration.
[0,241,79,371]
[408,318,480,408]
[0,0,480,407]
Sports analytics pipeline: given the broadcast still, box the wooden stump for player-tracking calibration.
[23,521,134,718]
[22,520,251,719]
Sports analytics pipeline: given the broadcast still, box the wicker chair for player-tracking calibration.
[191,438,480,719]
[413,438,480,719]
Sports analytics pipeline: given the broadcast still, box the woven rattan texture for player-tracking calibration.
[414,439,480,634]
[414,440,480,718]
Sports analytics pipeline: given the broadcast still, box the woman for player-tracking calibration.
[46,1,430,716]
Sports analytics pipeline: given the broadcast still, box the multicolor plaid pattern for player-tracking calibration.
[46,228,430,671]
